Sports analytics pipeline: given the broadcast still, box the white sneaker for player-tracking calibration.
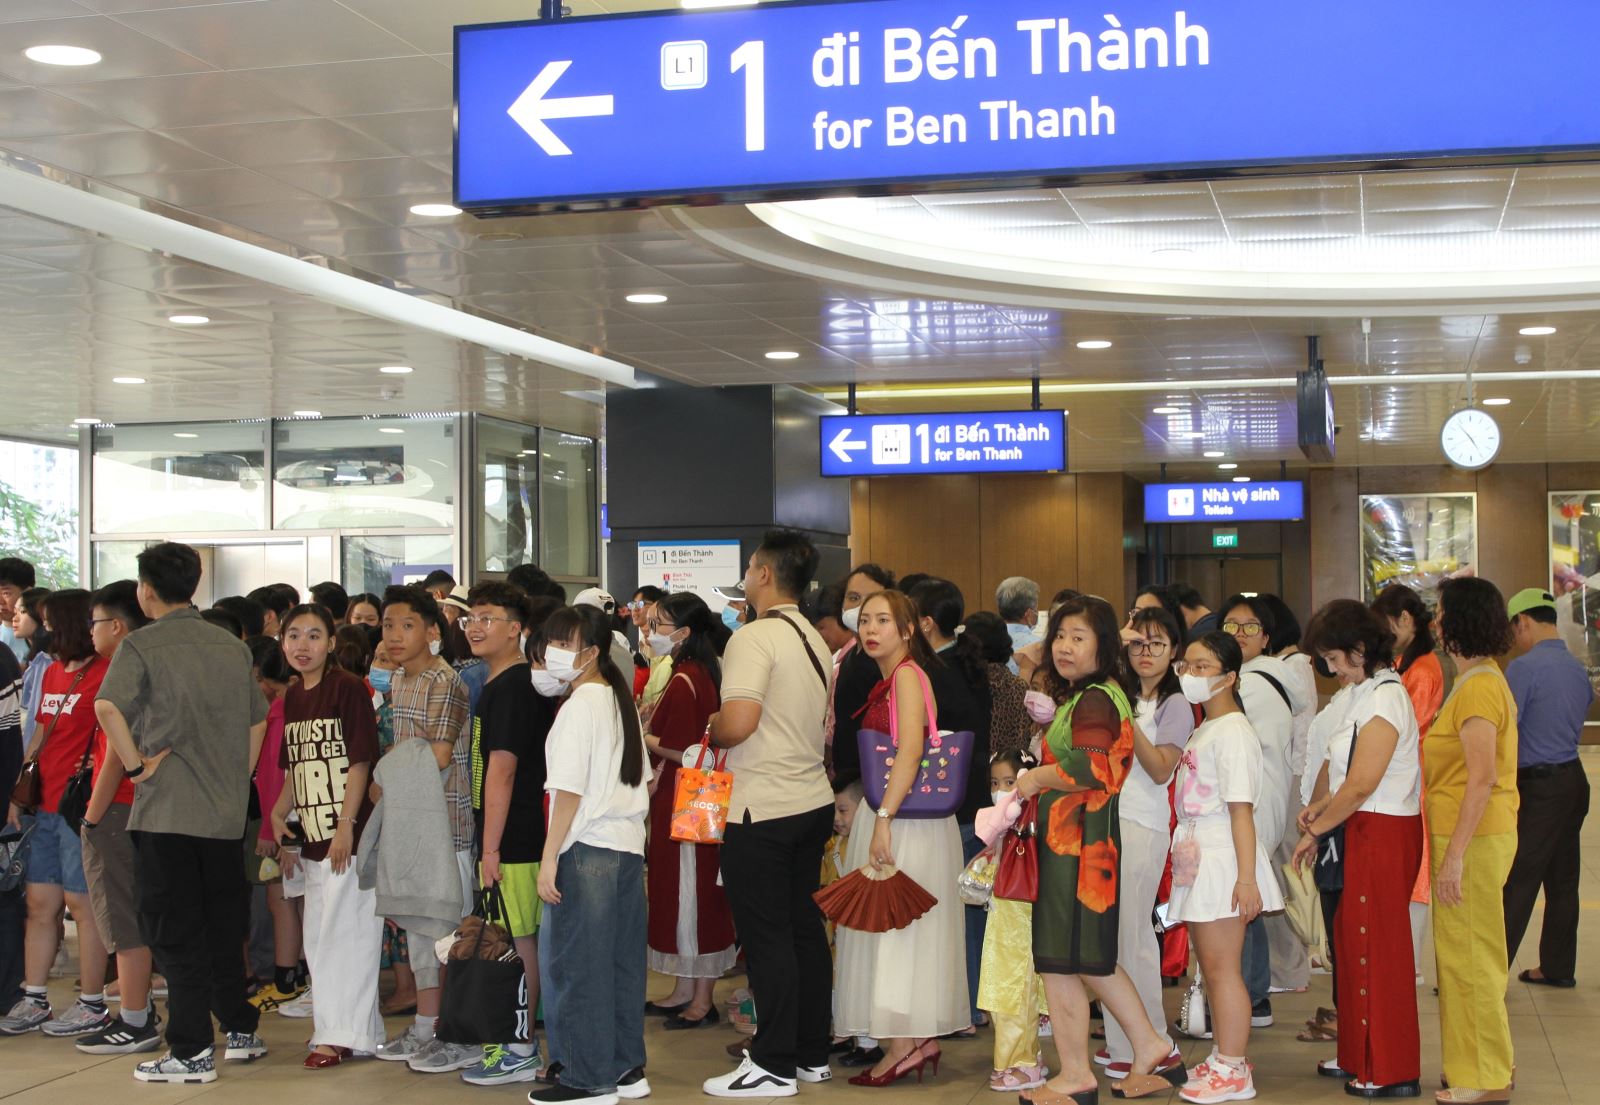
[796,1064,831,1083]
[376,1025,431,1062]
[134,1047,218,1084]
[408,1037,483,1073]
[617,1066,651,1099]
[702,1056,797,1098]
[277,987,314,1019]
[41,1000,112,1037]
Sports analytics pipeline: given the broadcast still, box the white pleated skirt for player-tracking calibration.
[1166,817,1285,925]
[833,800,969,1040]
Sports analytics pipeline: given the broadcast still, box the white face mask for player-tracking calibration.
[530,667,567,698]
[991,789,1012,807]
[428,638,442,657]
[544,645,588,684]
[841,605,861,632]
[1023,690,1057,725]
[1180,672,1221,705]
[647,630,679,657]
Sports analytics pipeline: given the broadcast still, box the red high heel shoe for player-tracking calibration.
[917,1039,942,1077]
[847,1047,928,1087]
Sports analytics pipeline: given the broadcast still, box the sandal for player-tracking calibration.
[990,1063,1049,1092]
[1297,1022,1338,1043]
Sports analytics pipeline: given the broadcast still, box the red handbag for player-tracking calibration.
[992,796,1038,902]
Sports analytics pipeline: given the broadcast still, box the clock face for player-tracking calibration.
[1440,408,1501,470]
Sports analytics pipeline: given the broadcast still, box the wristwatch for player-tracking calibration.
[124,761,145,780]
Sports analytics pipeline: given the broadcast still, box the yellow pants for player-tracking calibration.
[978,897,1047,1071]
[1430,831,1516,1090]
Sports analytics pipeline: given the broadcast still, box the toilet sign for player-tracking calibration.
[456,0,1600,213]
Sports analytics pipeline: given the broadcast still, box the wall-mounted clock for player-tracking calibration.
[1440,407,1501,470]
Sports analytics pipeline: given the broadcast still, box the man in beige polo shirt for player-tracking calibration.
[702,530,834,1100]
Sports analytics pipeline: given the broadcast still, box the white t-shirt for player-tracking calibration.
[1302,683,1354,806]
[1175,712,1262,827]
[1323,671,1421,817]
[1281,651,1318,780]
[1122,693,1195,833]
[544,682,650,856]
[1238,656,1294,848]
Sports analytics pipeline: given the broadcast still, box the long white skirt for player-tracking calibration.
[833,800,969,1040]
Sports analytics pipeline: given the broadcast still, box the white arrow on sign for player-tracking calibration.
[829,427,868,464]
[507,60,615,157]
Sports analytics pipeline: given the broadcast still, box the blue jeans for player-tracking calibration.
[959,820,985,1023]
[24,810,88,894]
[538,843,647,1093]
[1243,916,1270,1006]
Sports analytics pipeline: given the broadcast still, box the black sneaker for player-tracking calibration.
[537,1061,565,1086]
[616,1067,650,1100]
[1251,999,1274,1027]
[528,1085,619,1105]
[76,1014,162,1054]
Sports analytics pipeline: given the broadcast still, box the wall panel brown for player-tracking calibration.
[849,478,872,567]
[977,473,1078,609]
[1546,463,1600,492]
[865,476,982,601]
[1478,464,1549,592]
[1076,473,1128,603]
[1309,467,1359,608]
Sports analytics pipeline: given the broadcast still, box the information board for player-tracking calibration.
[456,0,1600,212]
[1145,482,1304,523]
[818,410,1066,477]
[637,540,743,608]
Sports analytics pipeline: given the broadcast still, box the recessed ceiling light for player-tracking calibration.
[24,44,102,66]
[112,376,145,385]
[626,294,669,304]
[173,432,198,439]
[1482,397,1511,406]
[73,417,98,425]
[379,365,413,375]
[409,203,462,217]
[1232,475,1251,483]
[168,313,209,325]
[293,410,321,418]
[1518,325,1557,336]
[378,427,405,434]
[521,449,539,456]
[1218,462,1239,470]
[765,350,800,360]
[1152,406,1183,415]
[1076,340,1113,350]
[1203,450,1225,458]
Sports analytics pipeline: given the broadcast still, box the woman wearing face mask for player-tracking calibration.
[1292,600,1422,1099]
[1012,595,1181,1104]
[641,593,736,1028]
[533,605,652,1105]
[270,604,381,1068]
[834,589,967,1085]
[1165,632,1283,1104]
[1099,605,1195,1080]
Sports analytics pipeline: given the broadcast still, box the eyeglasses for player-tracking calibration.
[1174,660,1221,676]
[87,618,117,629]
[1221,620,1264,637]
[456,615,513,630]
[646,618,677,633]
[625,600,648,612]
[1127,639,1170,656]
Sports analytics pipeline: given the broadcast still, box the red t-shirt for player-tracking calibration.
[34,655,109,813]
[91,729,137,808]
[280,669,379,862]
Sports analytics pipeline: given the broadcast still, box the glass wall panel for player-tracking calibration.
[274,416,455,530]
[341,534,454,596]
[477,417,539,574]
[93,422,266,533]
[0,437,81,587]
[539,429,597,578]
[92,541,149,587]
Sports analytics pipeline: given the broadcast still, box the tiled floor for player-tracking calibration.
[7,753,1600,1104]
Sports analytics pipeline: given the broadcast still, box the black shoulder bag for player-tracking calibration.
[1312,724,1354,893]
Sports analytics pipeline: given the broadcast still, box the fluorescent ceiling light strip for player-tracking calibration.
[0,163,635,389]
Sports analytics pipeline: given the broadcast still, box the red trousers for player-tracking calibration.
[1337,811,1424,1087]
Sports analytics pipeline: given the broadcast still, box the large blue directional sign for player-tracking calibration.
[1145,482,1304,524]
[456,0,1600,212]
[819,411,1066,477]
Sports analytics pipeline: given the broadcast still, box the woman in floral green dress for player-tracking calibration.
[1015,596,1184,1104]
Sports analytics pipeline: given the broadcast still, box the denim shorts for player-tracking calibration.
[25,810,88,895]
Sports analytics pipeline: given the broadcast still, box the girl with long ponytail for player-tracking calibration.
[533,605,652,1102]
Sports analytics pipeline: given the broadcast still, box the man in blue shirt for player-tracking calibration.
[995,576,1040,676]
[1502,587,1596,988]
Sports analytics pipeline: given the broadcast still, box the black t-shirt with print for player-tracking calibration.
[470,663,554,864]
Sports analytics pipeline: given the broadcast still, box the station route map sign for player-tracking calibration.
[818,410,1066,477]
[1145,481,1304,523]
[455,0,1600,213]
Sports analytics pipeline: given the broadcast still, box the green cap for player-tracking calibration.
[1507,587,1556,619]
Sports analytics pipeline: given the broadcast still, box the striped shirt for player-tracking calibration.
[387,658,473,851]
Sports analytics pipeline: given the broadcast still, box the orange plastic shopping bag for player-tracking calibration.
[670,734,732,844]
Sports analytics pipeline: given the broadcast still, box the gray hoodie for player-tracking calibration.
[359,737,461,941]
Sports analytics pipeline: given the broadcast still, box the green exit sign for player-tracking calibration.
[1212,528,1240,549]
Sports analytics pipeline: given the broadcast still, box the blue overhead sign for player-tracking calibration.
[818,411,1066,477]
[1145,482,1304,524]
[455,0,1600,213]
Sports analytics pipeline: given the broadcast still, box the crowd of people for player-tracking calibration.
[0,538,1591,1105]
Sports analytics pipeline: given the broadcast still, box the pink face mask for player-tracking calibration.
[1024,690,1057,725]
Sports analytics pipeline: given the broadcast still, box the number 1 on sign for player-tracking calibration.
[914,423,930,464]
[731,41,765,152]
